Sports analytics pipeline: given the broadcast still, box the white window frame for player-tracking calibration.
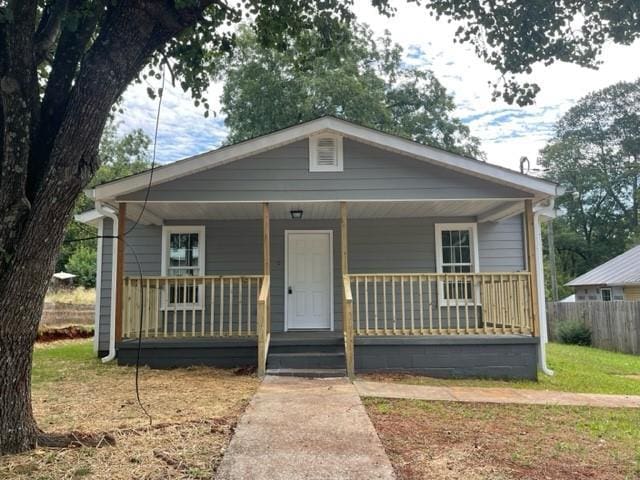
[309,133,343,172]
[435,223,480,306]
[600,287,612,302]
[161,225,206,309]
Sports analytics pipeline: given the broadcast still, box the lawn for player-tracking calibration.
[361,343,640,395]
[365,397,640,480]
[0,340,259,480]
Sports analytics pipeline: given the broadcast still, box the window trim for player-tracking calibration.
[600,287,612,302]
[309,133,343,172]
[161,225,206,310]
[435,223,480,306]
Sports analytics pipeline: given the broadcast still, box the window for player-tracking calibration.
[309,133,343,172]
[600,287,612,302]
[435,223,479,304]
[161,226,205,308]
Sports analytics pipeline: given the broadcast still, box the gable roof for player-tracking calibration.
[566,245,640,287]
[90,116,559,202]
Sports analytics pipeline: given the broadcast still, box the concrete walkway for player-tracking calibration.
[216,376,395,480]
[355,380,640,408]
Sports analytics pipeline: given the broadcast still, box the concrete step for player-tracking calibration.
[269,344,344,354]
[266,368,347,378]
[267,352,346,370]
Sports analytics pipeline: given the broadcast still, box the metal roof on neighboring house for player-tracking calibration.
[566,245,640,287]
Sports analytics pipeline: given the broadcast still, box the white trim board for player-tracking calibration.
[283,230,335,332]
[91,117,559,201]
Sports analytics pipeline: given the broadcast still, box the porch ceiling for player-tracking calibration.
[124,199,523,224]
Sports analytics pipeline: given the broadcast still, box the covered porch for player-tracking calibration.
[113,197,542,378]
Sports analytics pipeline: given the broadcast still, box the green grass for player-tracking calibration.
[31,340,119,386]
[362,343,640,395]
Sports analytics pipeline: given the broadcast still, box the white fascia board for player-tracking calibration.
[92,116,559,201]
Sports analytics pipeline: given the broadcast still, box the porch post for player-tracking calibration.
[340,202,348,275]
[524,199,540,336]
[114,202,126,342]
[263,203,270,276]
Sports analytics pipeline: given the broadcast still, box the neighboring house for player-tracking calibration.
[78,116,559,380]
[566,245,640,302]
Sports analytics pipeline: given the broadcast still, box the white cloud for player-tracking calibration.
[117,1,640,172]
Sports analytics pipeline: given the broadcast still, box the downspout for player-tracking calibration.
[533,209,554,376]
[95,201,118,363]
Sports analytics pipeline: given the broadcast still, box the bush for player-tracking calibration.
[557,320,592,346]
[65,245,97,288]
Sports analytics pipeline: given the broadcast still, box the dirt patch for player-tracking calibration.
[365,398,640,480]
[37,325,94,343]
[0,341,259,479]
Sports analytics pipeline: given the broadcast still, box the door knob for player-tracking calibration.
[288,286,293,294]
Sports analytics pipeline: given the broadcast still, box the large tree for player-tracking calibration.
[540,79,640,289]
[219,24,482,157]
[1,0,638,455]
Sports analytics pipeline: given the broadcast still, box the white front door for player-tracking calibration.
[286,231,333,330]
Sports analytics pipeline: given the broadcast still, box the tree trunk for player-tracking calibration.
[0,332,38,454]
[0,0,217,455]
[0,174,80,453]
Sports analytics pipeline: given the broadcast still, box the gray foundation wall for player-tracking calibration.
[117,336,538,380]
[355,336,538,380]
[117,338,257,369]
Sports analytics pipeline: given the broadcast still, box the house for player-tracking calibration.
[566,245,640,302]
[78,116,559,380]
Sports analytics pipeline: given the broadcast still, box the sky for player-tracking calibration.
[117,0,640,173]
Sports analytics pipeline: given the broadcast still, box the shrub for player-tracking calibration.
[557,320,592,346]
[65,245,97,288]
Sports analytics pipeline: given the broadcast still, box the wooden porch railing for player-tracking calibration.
[257,275,271,377]
[121,275,266,339]
[342,275,355,379]
[347,272,533,335]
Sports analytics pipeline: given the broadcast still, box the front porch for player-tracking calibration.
[113,199,542,379]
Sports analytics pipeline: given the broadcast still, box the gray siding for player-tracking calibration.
[119,139,529,202]
[98,218,113,353]
[102,215,527,343]
[478,214,525,271]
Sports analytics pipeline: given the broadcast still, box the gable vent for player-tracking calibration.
[310,133,343,172]
[317,137,337,166]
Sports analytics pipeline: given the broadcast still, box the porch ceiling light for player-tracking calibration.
[290,209,303,220]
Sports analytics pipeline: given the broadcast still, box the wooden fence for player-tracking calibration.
[546,301,640,355]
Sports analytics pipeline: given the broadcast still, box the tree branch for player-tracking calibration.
[34,0,69,65]
[28,0,103,199]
